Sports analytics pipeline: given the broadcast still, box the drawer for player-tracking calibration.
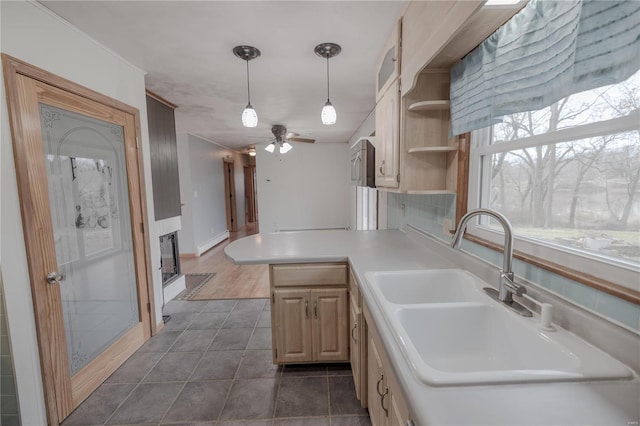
[271,263,348,287]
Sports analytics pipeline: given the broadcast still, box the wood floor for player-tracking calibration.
[180,223,269,299]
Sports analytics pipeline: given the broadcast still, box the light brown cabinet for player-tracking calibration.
[365,304,411,426]
[375,78,401,189]
[270,263,349,364]
[376,19,402,101]
[349,270,367,407]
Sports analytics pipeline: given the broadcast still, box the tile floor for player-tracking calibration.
[62,298,371,426]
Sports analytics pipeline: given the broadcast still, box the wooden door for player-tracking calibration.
[2,55,153,424]
[243,165,257,224]
[273,289,312,363]
[312,288,348,361]
[349,297,362,400]
[223,158,238,232]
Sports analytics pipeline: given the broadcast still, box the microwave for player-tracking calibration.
[350,137,375,187]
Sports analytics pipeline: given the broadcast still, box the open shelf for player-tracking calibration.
[408,100,450,112]
[408,146,457,154]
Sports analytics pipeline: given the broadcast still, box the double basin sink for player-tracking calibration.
[365,269,634,386]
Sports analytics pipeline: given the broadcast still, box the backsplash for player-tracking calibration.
[387,192,640,333]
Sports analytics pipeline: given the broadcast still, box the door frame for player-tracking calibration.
[223,158,238,232]
[2,54,156,424]
[243,164,257,224]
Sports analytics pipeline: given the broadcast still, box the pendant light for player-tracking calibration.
[233,45,261,128]
[314,43,341,126]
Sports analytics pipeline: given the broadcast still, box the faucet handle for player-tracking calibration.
[501,271,526,297]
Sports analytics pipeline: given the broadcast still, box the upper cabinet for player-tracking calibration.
[376,20,402,102]
[146,92,181,220]
[374,0,524,193]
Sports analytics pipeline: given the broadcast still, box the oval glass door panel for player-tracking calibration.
[40,103,139,375]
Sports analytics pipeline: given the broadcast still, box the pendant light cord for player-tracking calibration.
[326,57,331,102]
[246,59,252,105]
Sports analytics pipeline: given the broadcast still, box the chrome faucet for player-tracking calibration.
[451,208,531,317]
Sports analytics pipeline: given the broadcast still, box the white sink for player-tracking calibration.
[365,269,635,386]
[367,269,487,304]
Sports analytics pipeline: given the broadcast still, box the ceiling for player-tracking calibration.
[41,1,407,151]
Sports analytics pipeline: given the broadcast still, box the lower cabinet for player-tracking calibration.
[270,263,349,364]
[349,269,368,407]
[365,304,411,426]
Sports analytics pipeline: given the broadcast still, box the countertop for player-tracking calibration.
[225,228,640,425]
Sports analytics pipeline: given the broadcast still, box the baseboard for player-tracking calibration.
[196,230,230,256]
[163,274,186,303]
[180,253,197,259]
[155,320,165,333]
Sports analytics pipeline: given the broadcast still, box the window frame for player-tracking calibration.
[461,112,640,304]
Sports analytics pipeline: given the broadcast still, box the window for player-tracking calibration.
[468,70,640,290]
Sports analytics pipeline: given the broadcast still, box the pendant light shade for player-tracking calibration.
[321,100,337,126]
[280,142,293,154]
[314,43,341,126]
[233,45,261,128]
[242,104,258,128]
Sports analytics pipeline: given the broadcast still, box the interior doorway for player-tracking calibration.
[244,165,258,228]
[223,158,238,232]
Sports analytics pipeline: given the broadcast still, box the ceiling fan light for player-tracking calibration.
[321,101,337,125]
[265,142,276,153]
[280,142,293,154]
[242,104,258,128]
[248,147,256,156]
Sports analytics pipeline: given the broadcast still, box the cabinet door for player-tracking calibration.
[389,392,411,426]
[350,297,362,401]
[376,19,402,101]
[312,288,349,362]
[375,79,401,189]
[274,289,312,363]
[367,334,388,426]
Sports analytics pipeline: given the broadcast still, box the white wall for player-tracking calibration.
[256,143,350,233]
[0,2,161,423]
[177,133,247,255]
[348,108,375,146]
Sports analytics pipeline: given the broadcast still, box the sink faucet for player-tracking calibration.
[451,208,531,317]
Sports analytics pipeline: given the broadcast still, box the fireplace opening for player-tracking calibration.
[160,231,180,286]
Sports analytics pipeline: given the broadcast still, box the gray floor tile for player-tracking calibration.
[137,331,183,353]
[247,328,272,350]
[233,299,267,312]
[327,363,353,376]
[275,377,328,418]
[236,350,281,379]
[330,416,372,426]
[162,380,231,423]
[209,328,253,351]
[163,312,199,331]
[220,378,279,420]
[282,364,327,377]
[107,382,183,424]
[218,420,273,426]
[164,300,209,314]
[144,352,202,382]
[256,310,272,328]
[62,383,135,426]
[188,312,229,330]
[170,329,218,352]
[329,376,367,416]
[202,299,238,312]
[105,352,163,383]
[274,418,329,426]
[223,310,260,328]
[191,351,243,380]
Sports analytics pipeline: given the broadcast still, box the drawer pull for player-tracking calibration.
[380,386,389,417]
[314,301,318,319]
[351,323,358,342]
[376,373,385,396]
[305,301,310,319]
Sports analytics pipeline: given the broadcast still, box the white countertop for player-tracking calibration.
[225,228,640,425]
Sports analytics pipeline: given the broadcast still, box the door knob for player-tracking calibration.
[46,272,64,285]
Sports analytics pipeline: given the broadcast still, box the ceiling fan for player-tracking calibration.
[265,124,315,154]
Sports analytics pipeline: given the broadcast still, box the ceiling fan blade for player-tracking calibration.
[288,137,315,143]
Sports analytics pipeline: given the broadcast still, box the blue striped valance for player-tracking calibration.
[450,0,640,136]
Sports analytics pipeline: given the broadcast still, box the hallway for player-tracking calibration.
[61,297,371,425]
